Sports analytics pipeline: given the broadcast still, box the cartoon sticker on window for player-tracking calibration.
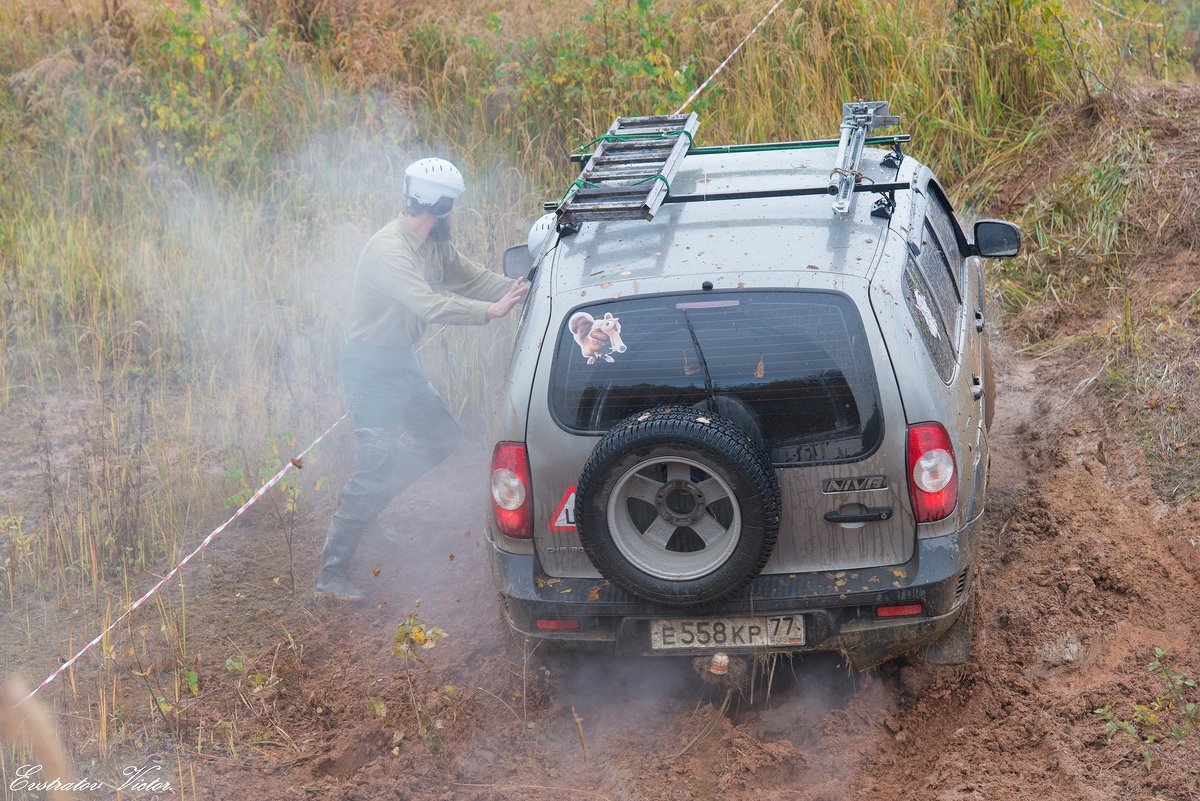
[569,311,628,364]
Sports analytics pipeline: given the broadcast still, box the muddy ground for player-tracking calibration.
[5,86,1200,800]
[171,340,1198,801]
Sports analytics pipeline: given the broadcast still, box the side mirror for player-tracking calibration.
[972,220,1021,258]
[502,244,534,279]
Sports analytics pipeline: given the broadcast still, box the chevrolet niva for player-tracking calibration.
[485,102,1020,670]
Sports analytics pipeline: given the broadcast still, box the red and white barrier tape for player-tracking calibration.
[673,0,785,115]
[24,412,349,701]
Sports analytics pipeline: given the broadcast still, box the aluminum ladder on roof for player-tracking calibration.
[556,113,699,225]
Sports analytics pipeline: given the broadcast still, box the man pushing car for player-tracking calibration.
[317,157,527,600]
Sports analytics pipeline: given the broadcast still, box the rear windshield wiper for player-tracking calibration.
[681,310,715,413]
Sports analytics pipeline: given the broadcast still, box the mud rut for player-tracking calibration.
[171,335,1198,801]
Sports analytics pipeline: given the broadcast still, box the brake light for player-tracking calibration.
[490,442,533,538]
[906,423,958,522]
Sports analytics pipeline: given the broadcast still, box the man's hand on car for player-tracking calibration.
[487,279,529,320]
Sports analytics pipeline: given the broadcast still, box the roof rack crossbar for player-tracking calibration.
[663,181,911,206]
[691,133,910,157]
[568,134,912,164]
[542,181,912,214]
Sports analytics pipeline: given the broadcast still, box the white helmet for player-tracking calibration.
[404,157,465,211]
[526,212,558,262]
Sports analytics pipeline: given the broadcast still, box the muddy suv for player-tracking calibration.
[485,103,1020,669]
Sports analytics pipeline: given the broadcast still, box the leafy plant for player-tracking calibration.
[392,601,450,747]
[223,434,300,509]
[393,601,448,661]
[183,667,200,696]
[224,433,307,593]
[141,0,285,172]
[1095,648,1200,773]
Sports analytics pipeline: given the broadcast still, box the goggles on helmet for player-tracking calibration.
[429,196,455,219]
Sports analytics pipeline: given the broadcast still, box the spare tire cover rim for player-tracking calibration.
[605,456,743,581]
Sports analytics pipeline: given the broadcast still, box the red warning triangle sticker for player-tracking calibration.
[548,486,577,533]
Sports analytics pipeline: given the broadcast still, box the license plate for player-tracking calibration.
[650,615,805,650]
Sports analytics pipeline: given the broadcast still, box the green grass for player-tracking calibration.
[995,125,1149,331]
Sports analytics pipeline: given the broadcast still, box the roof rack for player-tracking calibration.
[567,132,910,163]
[552,101,907,224]
[555,113,699,225]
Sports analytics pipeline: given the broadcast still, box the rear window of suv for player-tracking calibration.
[549,290,882,464]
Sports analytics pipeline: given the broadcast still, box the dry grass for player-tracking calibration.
[990,82,1200,502]
[0,0,1197,783]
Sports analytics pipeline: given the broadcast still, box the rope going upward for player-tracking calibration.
[23,413,348,702]
[673,0,786,115]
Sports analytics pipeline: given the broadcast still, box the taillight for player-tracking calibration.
[490,442,533,538]
[906,423,958,523]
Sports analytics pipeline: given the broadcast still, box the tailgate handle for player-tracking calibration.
[824,507,893,524]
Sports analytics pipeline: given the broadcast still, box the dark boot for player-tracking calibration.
[315,572,366,602]
[316,516,367,601]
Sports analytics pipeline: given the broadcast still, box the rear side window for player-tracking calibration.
[549,290,883,464]
[903,259,955,383]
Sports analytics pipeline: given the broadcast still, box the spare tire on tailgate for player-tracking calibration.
[574,406,781,607]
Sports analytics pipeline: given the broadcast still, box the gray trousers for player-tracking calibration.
[319,384,461,580]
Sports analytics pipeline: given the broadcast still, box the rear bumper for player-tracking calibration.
[490,525,977,669]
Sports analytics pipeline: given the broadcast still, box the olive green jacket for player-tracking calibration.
[346,216,512,348]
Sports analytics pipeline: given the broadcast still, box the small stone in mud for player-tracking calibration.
[884,715,903,734]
